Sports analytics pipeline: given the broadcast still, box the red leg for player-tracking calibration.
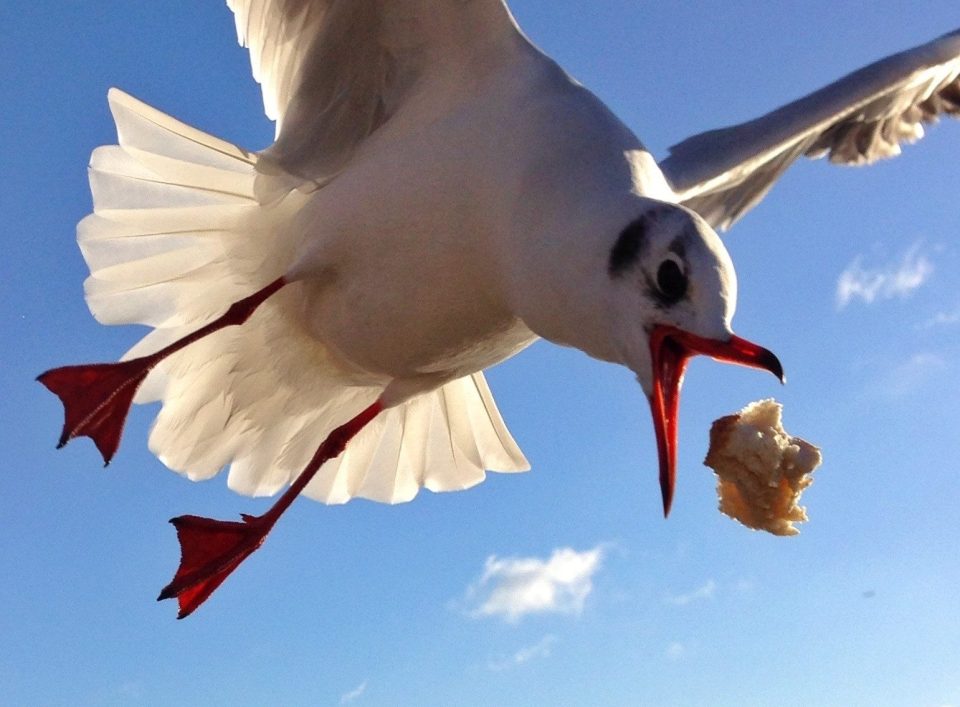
[38,277,287,464]
[158,400,384,619]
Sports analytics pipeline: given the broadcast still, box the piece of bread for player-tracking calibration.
[704,399,822,536]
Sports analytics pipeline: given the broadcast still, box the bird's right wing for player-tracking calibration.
[227,0,322,130]
[660,29,960,230]
[226,0,526,179]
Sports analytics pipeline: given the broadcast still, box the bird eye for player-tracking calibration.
[656,258,687,303]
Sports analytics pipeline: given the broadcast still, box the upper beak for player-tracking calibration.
[648,324,784,517]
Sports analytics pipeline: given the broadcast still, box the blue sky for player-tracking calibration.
[3,2,960,705]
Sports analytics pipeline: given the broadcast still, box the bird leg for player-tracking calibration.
[158,400,384,618]
[37,277,288,465]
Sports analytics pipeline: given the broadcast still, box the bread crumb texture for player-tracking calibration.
[704,399,822,536]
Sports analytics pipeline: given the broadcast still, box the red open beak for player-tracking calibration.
[648,324,784,517]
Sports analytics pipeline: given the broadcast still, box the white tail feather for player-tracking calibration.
[79,88,529,505]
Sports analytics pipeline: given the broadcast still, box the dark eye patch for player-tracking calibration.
[608,217,648,277]
[656,259,687,303]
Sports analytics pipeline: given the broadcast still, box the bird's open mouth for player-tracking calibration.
[648,324,784,516]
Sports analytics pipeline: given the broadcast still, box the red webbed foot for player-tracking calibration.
[37,358,152,465]
[158,513,275,619]
[157,400,384,618]
[38,276,288,463]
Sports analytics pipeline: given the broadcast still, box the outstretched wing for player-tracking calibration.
[660,28,960,230]
[226,0,525,178]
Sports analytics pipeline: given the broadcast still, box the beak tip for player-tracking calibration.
[660,483,674,518]
[762,351,785,385]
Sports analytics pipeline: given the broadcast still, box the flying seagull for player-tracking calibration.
[39,1,959,618]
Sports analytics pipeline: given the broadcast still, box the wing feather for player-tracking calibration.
[225,0,525,178]
[661,29,960,230]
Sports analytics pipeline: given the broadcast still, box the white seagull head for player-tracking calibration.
[602,200,784,515]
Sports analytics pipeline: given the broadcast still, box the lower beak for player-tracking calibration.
[648,324,784,517]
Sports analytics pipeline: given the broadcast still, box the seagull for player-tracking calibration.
[39,1,959,618]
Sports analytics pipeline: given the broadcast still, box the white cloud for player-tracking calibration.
[340,681,367,705]
[918,306,960,329]
[665,642,685,661]
[665,579,717,606]
[836,242,933,309]
[487,635,558,671]
[877,352,948,398]
[464,546,605,623]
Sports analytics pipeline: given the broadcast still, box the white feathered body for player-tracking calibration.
[78,23,670,506]
[289,45,672,388]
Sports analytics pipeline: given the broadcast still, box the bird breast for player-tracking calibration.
[284,100,538,382]
[280,48,666,383]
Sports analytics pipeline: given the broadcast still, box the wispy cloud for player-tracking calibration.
[487,635,558,671]
[115,682,144,701]
[876,352,948,398]
[836,242,933,309]
[665,579,717,606]
[340,681,367,705]
[463,546,605,623]
[665,641,685,661]
[918,306,960,329]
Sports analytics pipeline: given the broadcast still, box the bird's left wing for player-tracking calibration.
[227,0,525,179]
[660,29,960,230]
